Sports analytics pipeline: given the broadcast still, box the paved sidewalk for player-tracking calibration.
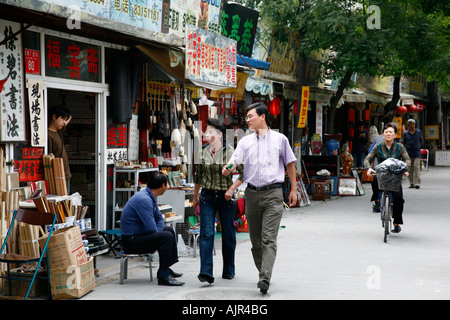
[83,166,450,301]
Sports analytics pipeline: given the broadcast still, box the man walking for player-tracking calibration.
[403,119,423,189]
[222,102,298,294]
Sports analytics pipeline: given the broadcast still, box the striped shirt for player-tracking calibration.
[364,141,411,169]
[194,144,244,191]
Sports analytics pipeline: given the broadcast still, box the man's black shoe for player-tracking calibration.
[257,280,269,294]
[157,268,183,278]
[415,185,420,189]
[198,273,214,284]
[158,276,185,286]
[409,185,414,188]
[169,268,183,278]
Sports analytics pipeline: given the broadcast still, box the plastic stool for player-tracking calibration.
[187,229,215,258]
[119,252,153,284]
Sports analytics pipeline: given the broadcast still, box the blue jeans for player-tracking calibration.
[199,189,236,278]
[352,152,366,167]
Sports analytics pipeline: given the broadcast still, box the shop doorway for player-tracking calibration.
[47,88,97,225]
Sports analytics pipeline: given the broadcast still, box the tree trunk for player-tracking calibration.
[382,75,401,123]
[327,70,353,133]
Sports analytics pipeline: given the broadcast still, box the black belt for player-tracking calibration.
[247,183,283,191]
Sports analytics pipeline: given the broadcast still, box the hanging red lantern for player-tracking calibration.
[348,128,354,138]
[362,109,370,121]
[407,104,418,112]
[395,106,407,114]
[416,102,426,111]
[270,97,281,116]
[293,100,298,117]
[348,109,355,122]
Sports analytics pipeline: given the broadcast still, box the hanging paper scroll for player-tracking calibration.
[0,20,25,142]
[27,79,46,147]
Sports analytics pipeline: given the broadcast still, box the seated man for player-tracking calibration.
[120,171,184,286]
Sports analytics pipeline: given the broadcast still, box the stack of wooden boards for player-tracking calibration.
[42,154,67,196]
[33,196,88,224]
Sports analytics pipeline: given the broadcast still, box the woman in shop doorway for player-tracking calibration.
[193,118,244,284]
[48,106,72,184]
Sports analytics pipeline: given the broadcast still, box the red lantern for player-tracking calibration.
[348,128,354,138]
[348,109,355,122]
[362,109,370,121]
[395,106,407,114]
[293,100,298,117]
[407,104,418,112]
[270,97,281,116]
[416,102,426,111]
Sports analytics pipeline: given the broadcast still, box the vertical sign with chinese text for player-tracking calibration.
[0,20,25,142]
[107,123,128,164]
[221,1,259,57]
[297,86,309,128]
[27,79,46,147]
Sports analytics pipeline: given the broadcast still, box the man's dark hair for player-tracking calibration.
[147,171,168,189]
[206,118,225,135]
[384,122,398,134]
[246,102,270,126]
[49,105,71,121]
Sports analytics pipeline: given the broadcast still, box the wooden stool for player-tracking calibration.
[312,179,332,201]
[119,252,153,284]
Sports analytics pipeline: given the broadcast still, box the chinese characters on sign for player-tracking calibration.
[25,49,40,74]
[107,124,128,164]
[27,79,45,147]
[297,86,309,128]
[14,147,44,182]
[221,1,258,57]
[45,35,100,82]
[0,20,25,142]
[186,24,237,88]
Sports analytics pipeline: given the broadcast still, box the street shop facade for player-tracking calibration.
[0,0,259,230]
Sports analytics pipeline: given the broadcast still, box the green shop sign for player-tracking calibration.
[45,35,101,82]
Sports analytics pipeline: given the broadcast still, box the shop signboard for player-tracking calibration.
[221,1,259,57]
[14,147,44,182]
[27,79,46,147]
[45,35,100,82]
[297,86,309,128]
[2,0,222,46]
[186,24,237,88]
[107,123,128,164]
[0,20,25,142]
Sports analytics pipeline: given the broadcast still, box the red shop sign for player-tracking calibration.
[25,49,40,75]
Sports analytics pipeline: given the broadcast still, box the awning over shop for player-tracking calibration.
[245,76,274,99]
[237,55,271,71]
[343,90,366,103]
[136,44,187,82]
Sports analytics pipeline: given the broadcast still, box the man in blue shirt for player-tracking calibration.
[120,171,184,286]
[403,119,424,189]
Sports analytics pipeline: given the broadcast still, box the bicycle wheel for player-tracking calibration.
[383,193,390,242]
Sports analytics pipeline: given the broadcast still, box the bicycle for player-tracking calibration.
[368,159,407,243]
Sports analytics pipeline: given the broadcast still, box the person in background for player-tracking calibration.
[48,106,72,180]
[193,118,244,284]
[352,122,369,168]
[365,122,410,233]
[403,119,424,189]
[222,102,298,294]
[368,133,384,212]
[120,171,184,286]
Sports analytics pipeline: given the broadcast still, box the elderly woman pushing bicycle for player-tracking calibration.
[364,122,411,233]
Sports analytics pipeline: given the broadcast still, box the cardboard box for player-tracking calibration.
[38,225,87,270]
[50,256,95,300]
